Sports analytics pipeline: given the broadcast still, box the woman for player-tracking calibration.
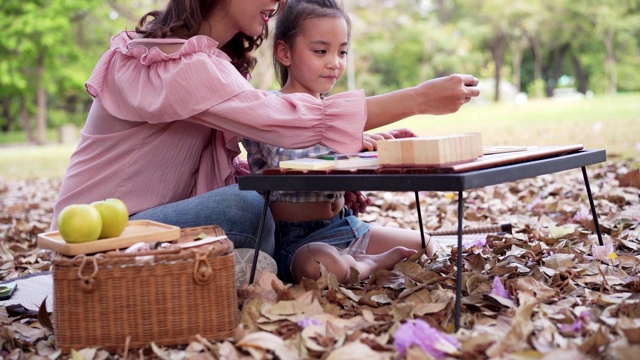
[51,0,479,259]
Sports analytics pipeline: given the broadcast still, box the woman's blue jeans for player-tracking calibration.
[130,184,275,255]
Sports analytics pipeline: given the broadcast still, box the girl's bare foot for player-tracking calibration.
[352,246,417,279]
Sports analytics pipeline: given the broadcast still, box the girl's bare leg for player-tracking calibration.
[365,226,435,257]
[291,242,416,284]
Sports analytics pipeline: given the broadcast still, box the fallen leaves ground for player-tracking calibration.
[1,157,639,359]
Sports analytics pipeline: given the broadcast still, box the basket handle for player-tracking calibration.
[76,254,105,293]
[193,248,214,285]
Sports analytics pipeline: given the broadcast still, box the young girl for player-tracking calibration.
[243,0,435,284]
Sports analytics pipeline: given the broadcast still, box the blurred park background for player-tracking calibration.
[1,0,639,180]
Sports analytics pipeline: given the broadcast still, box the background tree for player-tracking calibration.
[576,0,640,94]
[1,0,639,143]
[0,0,136,142]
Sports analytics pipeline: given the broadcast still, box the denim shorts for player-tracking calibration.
[274,207,370,283]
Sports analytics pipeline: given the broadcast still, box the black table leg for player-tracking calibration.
[249,191,271,284]
[581,167,604,246]
[415,191,427,249]
[455,190,464,331]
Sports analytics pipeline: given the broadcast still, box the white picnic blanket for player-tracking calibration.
[0,271,53,312]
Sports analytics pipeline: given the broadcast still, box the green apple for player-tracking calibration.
[91,198,129,239]
[58,204,103,243]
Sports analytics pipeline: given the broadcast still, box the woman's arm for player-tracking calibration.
[364,74,479,131]
[197,75,478,154]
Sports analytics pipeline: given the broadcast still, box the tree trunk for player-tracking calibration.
[529,36,544,99]
[20,96,35,144]
[35,52,47,145]
[571,54,588,94]
[1,98,13,132]
[605,54,617,95]
[491,31,507,102]
[543,44,569,97]
[510,34,528,93]
[603,27,617,95]
[551,46,567,94]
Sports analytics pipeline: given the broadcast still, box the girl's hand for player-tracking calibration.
[362,132,389,151]
[361,128,418,151]
[234,158,251,177]
[344,191,372,216]
[386,128,418,139]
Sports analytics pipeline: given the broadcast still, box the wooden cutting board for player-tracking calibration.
[440,144,584,173]
[38,220,180,256]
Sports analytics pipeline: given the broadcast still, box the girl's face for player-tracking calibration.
[277,16,349,98]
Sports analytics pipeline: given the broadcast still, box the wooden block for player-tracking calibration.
[408,136,443,166]
[401,139,415,165]
[377,133,484,167]
[411,137,429,165]
[463,135,470,159]
[428,136,446,166]
[466,132,483,158]
[442,136,453,164]
[376,139,390,165]
[377,139,403,166]
[453,135,461,164]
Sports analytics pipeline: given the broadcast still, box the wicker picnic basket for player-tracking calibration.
[51,225,237,353]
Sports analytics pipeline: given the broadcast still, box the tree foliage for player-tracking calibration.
[339,0,640,99]
[1,0,639,141]
[0,0,133,140]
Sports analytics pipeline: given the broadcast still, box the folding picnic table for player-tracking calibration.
[238,147,607,330]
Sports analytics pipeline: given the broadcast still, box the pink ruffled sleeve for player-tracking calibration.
[86,32,252,122]
[193,89,366,154]
[85,31,366,154]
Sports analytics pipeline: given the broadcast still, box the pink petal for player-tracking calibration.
[297,318,323,329]
[394,319,459,359]
[490,276,514,300]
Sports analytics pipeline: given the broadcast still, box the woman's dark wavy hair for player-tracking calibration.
[273,0,350,87]
[135,0,286,78]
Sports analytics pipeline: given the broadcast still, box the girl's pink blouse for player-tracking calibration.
[52,32,367,228]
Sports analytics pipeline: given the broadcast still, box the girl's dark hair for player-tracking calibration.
[134,0,286,78]
[273,0,350,87]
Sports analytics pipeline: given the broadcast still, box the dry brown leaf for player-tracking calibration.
[616,169,640,188]
[325,341,386,360]
[1,159,640,358]
[236,331,284,354]
[486,299,537,357]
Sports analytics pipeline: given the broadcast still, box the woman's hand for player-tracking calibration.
[361,128,418,151]
[344,191,372,216]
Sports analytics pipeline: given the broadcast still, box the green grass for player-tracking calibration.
[0,143,76,180]
[1,93,638,180]
[375,92,640,160]
[0,128,60,145]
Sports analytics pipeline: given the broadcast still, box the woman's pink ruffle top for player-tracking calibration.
[52,31,366,228]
